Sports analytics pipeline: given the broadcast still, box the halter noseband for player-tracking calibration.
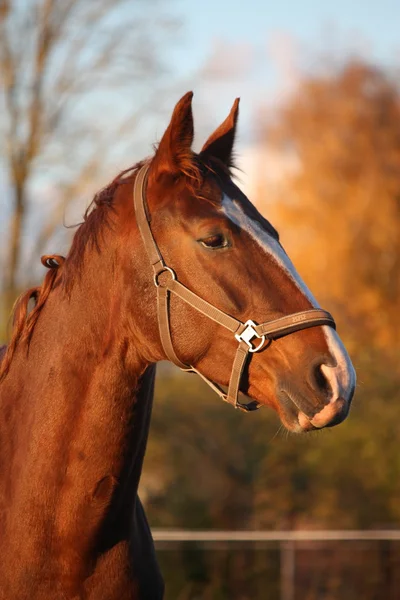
[134,164,336,412]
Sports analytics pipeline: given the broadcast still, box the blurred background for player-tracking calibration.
[1,1,399,598]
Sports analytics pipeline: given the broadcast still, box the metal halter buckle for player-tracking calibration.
[235,320,266,353]
[154,266,176,288]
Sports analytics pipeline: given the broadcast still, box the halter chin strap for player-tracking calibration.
[134,164,336,412]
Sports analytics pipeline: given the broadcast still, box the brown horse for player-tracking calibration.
[0,93,355,599]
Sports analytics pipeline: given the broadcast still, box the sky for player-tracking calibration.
[168,0,400,146]
[2,0,400,264]
[181,0,400,67]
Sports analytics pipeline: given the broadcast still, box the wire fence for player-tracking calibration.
[153,530,400,600]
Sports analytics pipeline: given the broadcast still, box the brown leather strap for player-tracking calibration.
[255,309,336,338]
[133,163,336,411]
[225,342,251,409]
[188,352,260,412]
[134,164,164,273]
[157,286,188,369]
[167,279,242,333]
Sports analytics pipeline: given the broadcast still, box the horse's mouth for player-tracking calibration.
[276,390,314,432]
[278,389,349,433]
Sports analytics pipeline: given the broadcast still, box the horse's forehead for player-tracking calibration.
[219,191,320,306]
[218,189,277,241]
[219,193,267,243]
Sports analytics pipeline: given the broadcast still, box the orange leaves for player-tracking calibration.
[258,60,400,351]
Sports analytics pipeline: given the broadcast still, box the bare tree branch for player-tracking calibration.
[0,0,180,315]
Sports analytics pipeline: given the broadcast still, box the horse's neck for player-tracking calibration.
[0,254,156,585]
[96,364,157,553]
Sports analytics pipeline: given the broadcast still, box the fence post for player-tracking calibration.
[281,540,295,600]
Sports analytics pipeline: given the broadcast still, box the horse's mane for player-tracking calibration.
[0,154,231,382]
[62,160,148,290]
[0,161,144,382]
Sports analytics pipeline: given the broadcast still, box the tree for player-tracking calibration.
[259,60,400,353]
[0,0,179,330]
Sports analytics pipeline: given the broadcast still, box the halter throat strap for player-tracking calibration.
[133,164,336,412]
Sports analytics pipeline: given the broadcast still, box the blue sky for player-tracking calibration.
[181,0,399,63]
[170,0,400,144]
[179,0,399,73]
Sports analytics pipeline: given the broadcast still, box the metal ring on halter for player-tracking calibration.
[154,266,176,288]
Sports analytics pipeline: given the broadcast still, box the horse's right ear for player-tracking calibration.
[151,92,195,179]
[200,98,239,168]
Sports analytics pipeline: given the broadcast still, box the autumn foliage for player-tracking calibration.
[262,61,400,353]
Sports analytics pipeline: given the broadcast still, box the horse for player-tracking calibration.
[0,92,356,599]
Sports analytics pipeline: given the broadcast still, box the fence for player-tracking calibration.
[153,530,400,600]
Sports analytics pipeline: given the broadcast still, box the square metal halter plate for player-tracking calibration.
[235,320,266,353]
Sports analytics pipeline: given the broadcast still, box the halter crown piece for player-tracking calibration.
[134,165,336,412]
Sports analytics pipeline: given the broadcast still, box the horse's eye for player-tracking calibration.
[199,234,229,250]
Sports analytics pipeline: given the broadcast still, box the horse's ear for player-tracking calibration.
[151,91,195,178]
[200,98,240,168]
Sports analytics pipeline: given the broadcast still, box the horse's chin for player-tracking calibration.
[279,411,317,434]
[245,386,315,433]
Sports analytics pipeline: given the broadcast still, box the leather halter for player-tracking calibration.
[134,164,336,412]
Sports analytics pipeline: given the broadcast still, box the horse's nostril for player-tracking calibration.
[312,361,332,397]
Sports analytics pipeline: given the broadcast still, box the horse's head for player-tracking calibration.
[124,92,355,432]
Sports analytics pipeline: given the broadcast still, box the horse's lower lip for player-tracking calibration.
[297,411,317,431]
[278,389,349,432]
[278,387,349,431]
[278,389,318,432]
[299,398,348,429]
[278,389,315,433]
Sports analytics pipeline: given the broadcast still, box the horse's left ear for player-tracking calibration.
[200,98,240,168]
[151,91,195,179]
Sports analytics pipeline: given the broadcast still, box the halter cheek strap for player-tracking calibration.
[134,164,336,412]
